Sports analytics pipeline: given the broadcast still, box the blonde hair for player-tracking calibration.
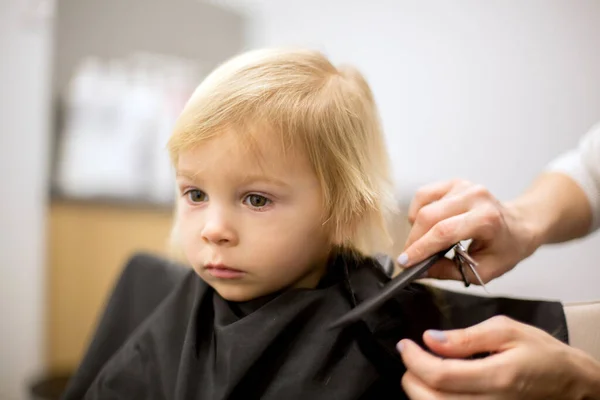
[168,47,398,256]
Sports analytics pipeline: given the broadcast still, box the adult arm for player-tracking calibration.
[397,122,600,282]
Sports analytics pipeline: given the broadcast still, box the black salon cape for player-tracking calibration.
[63,252,568,400]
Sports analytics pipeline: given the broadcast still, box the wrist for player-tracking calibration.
[567,348,600,399]
[503,199,548,258]
[506,172,593,248]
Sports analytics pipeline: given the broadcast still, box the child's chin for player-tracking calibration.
[211,284,264,303]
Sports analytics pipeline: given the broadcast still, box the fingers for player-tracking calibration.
[399,318,556,398]
[399,206,502,268]
[402,372,444,400]
[398,339,501,393]
[407,180,464,224]
[399,212,467,267]
[402,371,493,400]
[421,316,520,360]
[401,180,504,267]
[404,191,474,250]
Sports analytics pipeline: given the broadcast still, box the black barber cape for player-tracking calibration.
[63,251,568,400]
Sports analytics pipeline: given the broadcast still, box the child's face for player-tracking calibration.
[175,128,333,302]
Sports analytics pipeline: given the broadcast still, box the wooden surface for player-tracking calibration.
[46,200,175,372]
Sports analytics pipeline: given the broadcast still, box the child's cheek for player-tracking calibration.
[179,214,201,247]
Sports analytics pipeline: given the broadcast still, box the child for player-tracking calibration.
[68,48,568,400]
[167,46,398,301]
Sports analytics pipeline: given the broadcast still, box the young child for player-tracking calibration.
[167,46,398,301]
[68,48,568,400]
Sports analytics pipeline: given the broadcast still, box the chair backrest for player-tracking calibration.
[61,252,189,400]
[564,300,600,361]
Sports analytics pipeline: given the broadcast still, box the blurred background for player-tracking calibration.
[1,0,599,398]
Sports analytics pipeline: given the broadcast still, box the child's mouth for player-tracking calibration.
[204,264,246,279]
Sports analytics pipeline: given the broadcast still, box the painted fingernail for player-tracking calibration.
[427,330,448,342]
[396,340,405,353]
[397,253,409,266]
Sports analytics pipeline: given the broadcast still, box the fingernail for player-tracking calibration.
[427,330,447,342]
[396,340,405,353]
[397,253,409,266]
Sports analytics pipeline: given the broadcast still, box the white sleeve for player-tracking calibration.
[546,122,600,234]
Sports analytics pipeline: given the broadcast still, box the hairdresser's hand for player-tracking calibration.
[398,315,600,399]
[398,179,538,283]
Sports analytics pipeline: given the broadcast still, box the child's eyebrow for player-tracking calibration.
[176,170,291,189]
[175,170,200,180]
[239,174,291,189]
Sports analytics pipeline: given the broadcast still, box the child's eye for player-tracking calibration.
[244,194,271,209]
[185,189,207,203]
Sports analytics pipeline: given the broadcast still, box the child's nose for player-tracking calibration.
[201,209,238,246]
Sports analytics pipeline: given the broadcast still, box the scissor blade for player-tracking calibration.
[454,243,489,293]
[327,247,452,330]
[466,263,489,293]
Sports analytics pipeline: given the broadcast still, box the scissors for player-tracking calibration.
[328,242,488,330]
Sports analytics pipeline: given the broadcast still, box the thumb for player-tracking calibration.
[422,316,520,359]
[398,232,453,268]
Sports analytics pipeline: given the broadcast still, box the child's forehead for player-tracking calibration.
[176,127,310,180]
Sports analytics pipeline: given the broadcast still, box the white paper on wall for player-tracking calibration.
[54,53,201,205]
